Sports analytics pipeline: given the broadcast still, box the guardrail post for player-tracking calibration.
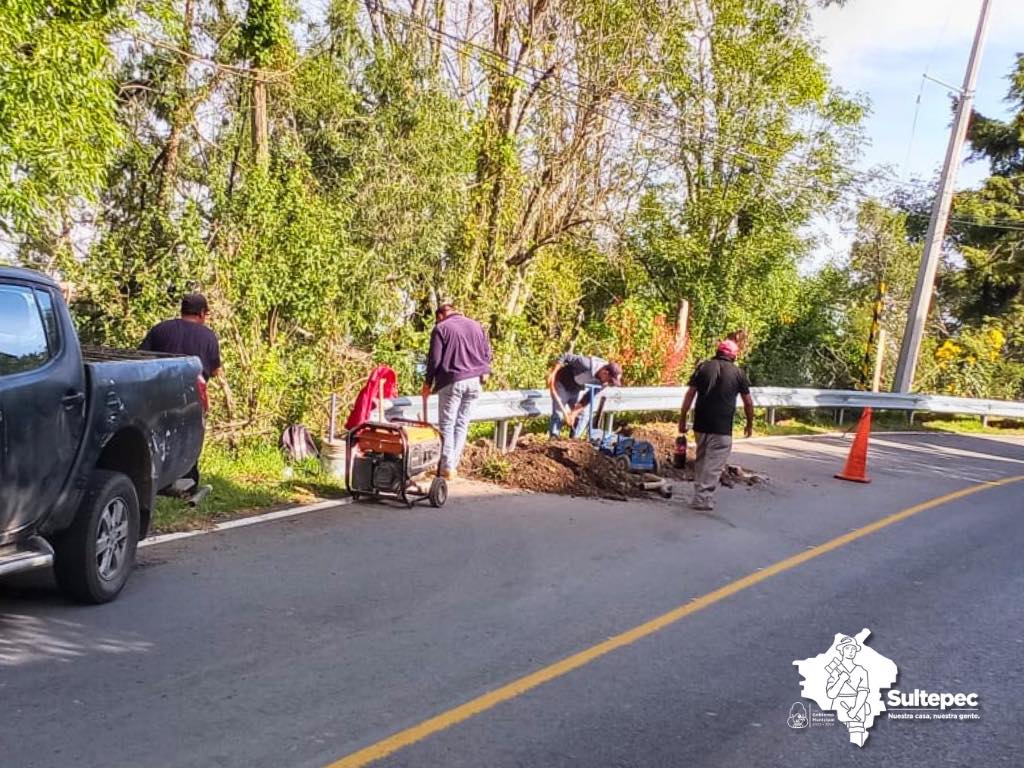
[601,412,614,433]
[509,422,522,451]
[981,415,989,428]
[767,407,776,426]
[837,408,845,426]
[908,410,915,425]
[328,393,338,442]
[495,420,509,452]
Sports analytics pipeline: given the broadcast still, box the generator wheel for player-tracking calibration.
[614,455,630,472]
[428,477,448,508]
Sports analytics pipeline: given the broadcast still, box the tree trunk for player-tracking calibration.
[674,298,689,351]
[157,0,194,211]
[252,70,269,169]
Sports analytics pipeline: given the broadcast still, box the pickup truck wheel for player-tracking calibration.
[53,470,140,604]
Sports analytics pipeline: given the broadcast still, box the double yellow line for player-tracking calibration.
[328,474,1024,768]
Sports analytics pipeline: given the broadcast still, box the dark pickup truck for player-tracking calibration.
[0,266,205,602]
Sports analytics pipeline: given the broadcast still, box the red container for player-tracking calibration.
[673,434,687,469]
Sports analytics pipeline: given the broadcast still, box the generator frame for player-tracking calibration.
[345,420,447,508]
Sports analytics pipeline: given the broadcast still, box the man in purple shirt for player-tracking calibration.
[422,304,492,479]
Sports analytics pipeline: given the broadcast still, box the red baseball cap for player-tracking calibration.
[717,339,740,359]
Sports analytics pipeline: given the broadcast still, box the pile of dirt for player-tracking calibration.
[460,435,645,500]
[460,423,766,498]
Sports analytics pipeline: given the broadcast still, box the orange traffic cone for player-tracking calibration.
[835,407,872,483]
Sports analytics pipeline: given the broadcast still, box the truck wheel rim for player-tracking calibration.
[96,498,129,581]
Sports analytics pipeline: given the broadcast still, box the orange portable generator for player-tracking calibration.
[346,420,447,507]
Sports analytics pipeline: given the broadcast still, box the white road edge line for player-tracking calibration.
[140,497,354,549]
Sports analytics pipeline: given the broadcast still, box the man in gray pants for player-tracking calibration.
[423,304,492,479]
[677,339,754,510]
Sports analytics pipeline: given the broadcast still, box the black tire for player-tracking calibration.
[428,477,448,508]
[53,470,140,604]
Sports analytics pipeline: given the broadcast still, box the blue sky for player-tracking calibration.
[808,0,1024,263]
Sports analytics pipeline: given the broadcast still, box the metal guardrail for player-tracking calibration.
[384,386,1024,426]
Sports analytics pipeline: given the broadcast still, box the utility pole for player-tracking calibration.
[892,0,994,393]
[872,329,887,393]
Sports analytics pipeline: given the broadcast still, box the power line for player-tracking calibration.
[824,184,1024,233]
[902,0,957,180]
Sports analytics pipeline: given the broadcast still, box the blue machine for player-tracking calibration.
[582,384,659,474]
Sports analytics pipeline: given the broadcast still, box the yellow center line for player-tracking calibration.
[326,474,1024,768]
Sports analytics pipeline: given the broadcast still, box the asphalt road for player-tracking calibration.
[2,432,1023,767]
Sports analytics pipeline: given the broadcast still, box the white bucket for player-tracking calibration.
[321,438,348,480]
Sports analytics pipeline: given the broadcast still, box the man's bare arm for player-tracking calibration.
[742,393,754,438]
[547,364,571,421]
[678,386,697,433]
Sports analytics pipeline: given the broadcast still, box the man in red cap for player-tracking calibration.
[677,339,754,510]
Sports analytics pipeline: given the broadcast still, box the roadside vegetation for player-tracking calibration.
[151,443,346,533]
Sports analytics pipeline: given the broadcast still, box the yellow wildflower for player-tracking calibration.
[934,340,961,363]
[986,328,1005,350]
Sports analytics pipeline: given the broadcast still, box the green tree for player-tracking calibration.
[843,200,919,388]
[952,54,1024,331]
[622,0,865,357]
[0,0,122,239]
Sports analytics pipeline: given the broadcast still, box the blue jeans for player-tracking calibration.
[437,377,482,472]
[549,383,588,438]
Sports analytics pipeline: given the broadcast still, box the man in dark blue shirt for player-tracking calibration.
[423,304,492,479]
[141,293,222,491]
[141,294,222,380]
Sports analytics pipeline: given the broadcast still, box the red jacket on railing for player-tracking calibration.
[345,365,398,430]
